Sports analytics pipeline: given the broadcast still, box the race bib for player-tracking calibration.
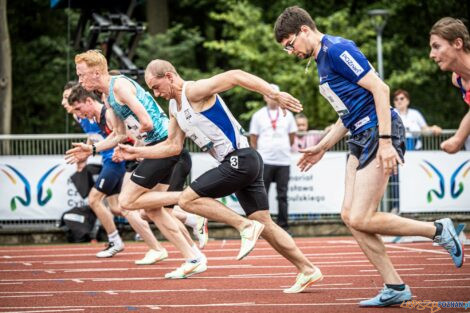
[186,127,213,152]
[124,115,148,140]
[319,83,350,117]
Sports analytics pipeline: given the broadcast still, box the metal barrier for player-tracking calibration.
[0,130,465,227]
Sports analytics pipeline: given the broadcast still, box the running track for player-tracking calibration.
[0,237,468,313]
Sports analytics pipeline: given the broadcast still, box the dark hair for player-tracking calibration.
[274,6,316,43]
[68,85,99,105]
[295,112,307,120]
[393,89,410,100]
[430,17,470,52]
[63,81,78,91]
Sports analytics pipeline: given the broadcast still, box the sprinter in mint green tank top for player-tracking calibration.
[108,75,168,143]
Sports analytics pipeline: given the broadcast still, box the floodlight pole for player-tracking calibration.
[368,9,389,79]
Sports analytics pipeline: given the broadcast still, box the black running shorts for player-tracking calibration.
[348,116,406,170]
[190,148,269,216]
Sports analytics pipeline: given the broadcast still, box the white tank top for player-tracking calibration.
[169,82,249,162]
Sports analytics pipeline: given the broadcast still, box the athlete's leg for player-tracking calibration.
[89,187,117,235]
[178,187,251,232]
[249,210,314,274]
[345,157,436,238]
[341,156,403,284]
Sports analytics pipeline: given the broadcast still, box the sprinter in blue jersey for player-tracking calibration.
[274,6,464,307]
[66,50,209,279]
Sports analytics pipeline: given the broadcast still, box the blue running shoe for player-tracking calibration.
[433,218,464,268]
[359,285,412,307]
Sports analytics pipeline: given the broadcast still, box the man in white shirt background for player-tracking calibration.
[250,84,298,231]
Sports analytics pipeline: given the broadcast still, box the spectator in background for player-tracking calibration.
[249,84,297,231]
[393,89,442,151]
[291,113,323,152]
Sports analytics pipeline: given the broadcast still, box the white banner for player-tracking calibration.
[0,156,85,220]
[190,152,346,215]
[400,151,470,213]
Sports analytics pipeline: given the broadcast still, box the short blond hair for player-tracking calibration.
[145,59,178,80]
[75,50,108,73]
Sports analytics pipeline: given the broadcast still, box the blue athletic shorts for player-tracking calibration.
[94,160,126,196]
[347,116,406,170]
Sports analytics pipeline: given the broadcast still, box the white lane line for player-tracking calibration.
[425,278,470,282]
[360,268,424,272]
[22,263,32,266]
[0,303,360,311]
[0,295,53,298]
[104,290,118,295]
[0,308,85,313]
[385,244,448,255]
[2,272,470,283]
[0,285,469,298]
[0,246,427,260]
[3,256,12,259]
[0,282,23,285]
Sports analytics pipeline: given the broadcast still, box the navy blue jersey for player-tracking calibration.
[316,35,397,135]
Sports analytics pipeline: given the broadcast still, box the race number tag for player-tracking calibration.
[186,127,214,152]
[124,115,148,140]
[319,83,350,117]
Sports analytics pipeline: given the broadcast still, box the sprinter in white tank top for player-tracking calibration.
[114,59,323,293]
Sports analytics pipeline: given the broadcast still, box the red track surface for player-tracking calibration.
[0,237,468,313]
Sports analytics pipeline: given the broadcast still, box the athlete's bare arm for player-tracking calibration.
[186,70,303,114]
[115,114,185,161]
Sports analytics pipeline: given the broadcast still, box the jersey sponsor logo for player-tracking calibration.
[184,109,192,120]
[99,178,105,189]
[353,116,370,130]
[339,51,364,76]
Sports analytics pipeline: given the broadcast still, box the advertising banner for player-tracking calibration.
[400,151,470,213]
[0,156,85,220]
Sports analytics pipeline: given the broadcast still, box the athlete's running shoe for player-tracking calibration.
[135,248,168,265]
[359,285,412,307]
[433,218,464,268]
[96,241,124,258]
[164,259,207,279]
[283,267,323,293]
[193,216,209,249]
[236,220,265,260]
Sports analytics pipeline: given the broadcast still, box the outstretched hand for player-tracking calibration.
[113,144,139,162]
[297,145,325,172]
[276,91,303,116]
[65,142,92,164]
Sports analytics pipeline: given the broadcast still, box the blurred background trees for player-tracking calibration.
[4,0,469,133]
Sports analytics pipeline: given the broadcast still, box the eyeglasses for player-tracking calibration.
[283,33,299,52]
[394,96,406,101]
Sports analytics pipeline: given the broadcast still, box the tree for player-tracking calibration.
[0,0,11,135]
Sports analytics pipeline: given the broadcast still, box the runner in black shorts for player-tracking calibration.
[116,59,323,292]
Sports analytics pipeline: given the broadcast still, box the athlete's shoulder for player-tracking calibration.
[325,35,360,55]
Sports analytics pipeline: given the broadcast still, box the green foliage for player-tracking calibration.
[6,0,469,133]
